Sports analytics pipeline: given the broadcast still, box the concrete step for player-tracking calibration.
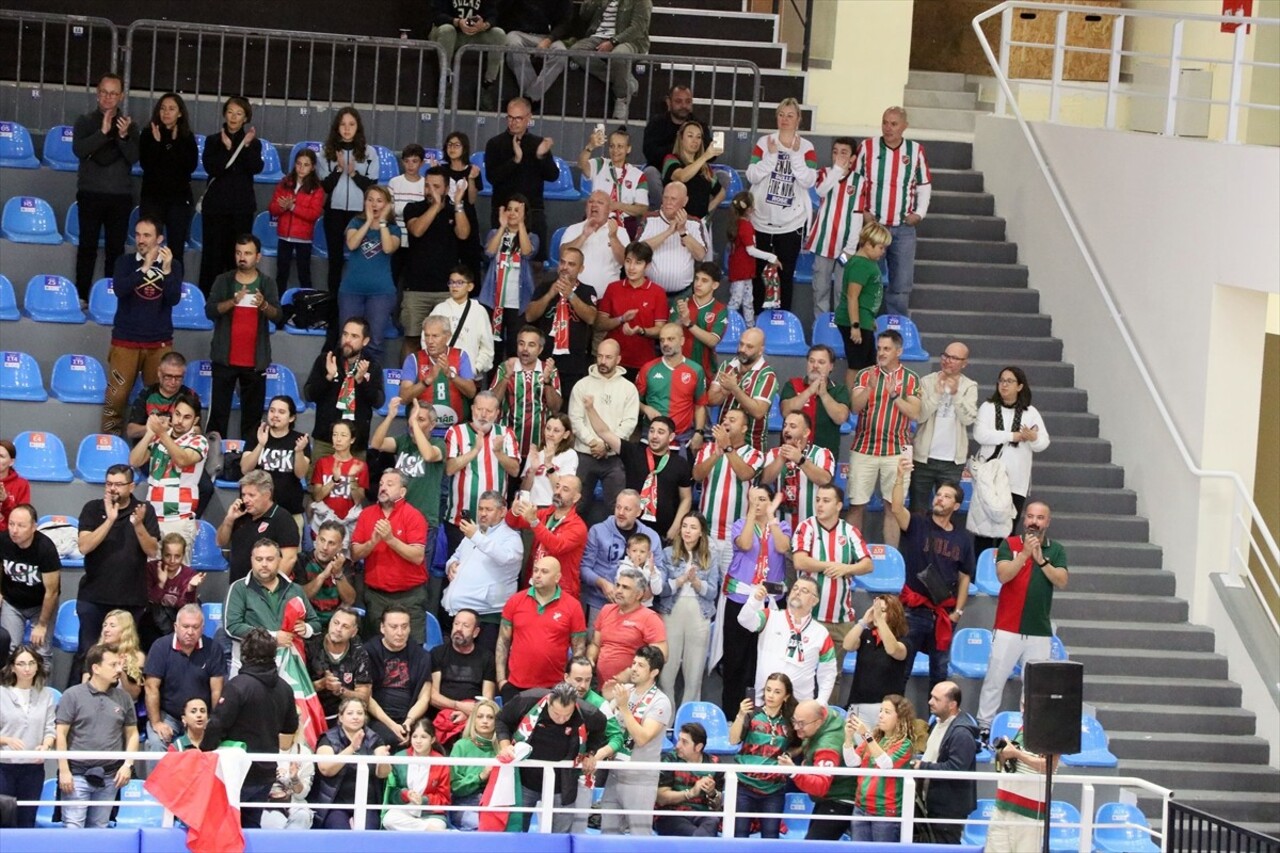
[907,70,975,92]
[916,238,1018,264]
[930,169,985,193]
[1110,731,1271,765]
[1093,702,1255,736]
[1141,790,1280,825]
[915,139,974,171]
[1121,760,1280,794]
[929,190,996,216]
[911,284,1040,313]
[1029,485,1134,514]
[904,88,979,111]
[1028,411,1099,437]
[1085,676,1242,707]
[651,8,776,42]
[1065,565,1176,596]
[917,214,1006,241]
[1069,647,1229,680]
[911,310,1052,337]
[1046,512,1150,542]
[1024,386,1088,414]
[1052,540,1163,569]
[901,105,978,133]
[964,358,1074,388]
[650,36,787,69]
[1060,621,1214,655]
[915,259,1028,287]
[1055,591,1184,622]
[921,333,1063,362]
[1040,436,1111,463]
[1034,462,1125,488]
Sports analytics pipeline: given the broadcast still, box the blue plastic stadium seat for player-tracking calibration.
[547,225,566,265]
[255,140,285,183]
[988,710,1022,759]
[973,548,1001,596]
[841,650,857,676]
[715,309,746,355]
[783,792,814,835]
[88,277,117,325]
[674,701,738,755]
[710,164,744,208]
[35,777,62,827]
[214,439,245,489]
[288,140,323,173]
[911,650,930,677]
[0,120,40,168]
[423,611,444,651]
[188,210,204,249]
[375,369,404,415]
[826,704,847,720]
[125,205,147,246]
[0,351,48,401]
[265,362,306,410]
[875,314,930,361]
[1049,801,1083,853]
[173,283,214,330]
[114,778,166,827]
[253,210,280,257]
[21,274,85,323]
[64,200,105,247]
[578,170,594,199]
[766,394,783,433]
[1093,802,1160,853]
[281,288,328,336]
[544,157,582,201]
[202,601,224,638]
[0,274,17,321]
[793,251,815,285]
[859,543,905,594]
[312,221,330,258]
[962,799,996,847]
[191,134,208,180]
[470,151,492,195]
[192,519,228,571]
[947,627,993,679]
[183,359,214,408]
[1062,715,1119,768]
[371,144,398,183]
[74,433,130,483]
[811,311,846,359]
[2,196,63,244]
[53,599,80,651]
[37,515,82,566]
[41,124,78,170]
[51,354,108,403]
[14,431,72,482]
[756,309,808,356]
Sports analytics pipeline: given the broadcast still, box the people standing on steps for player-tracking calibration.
[198,96,264,294]
[483,97,559,268]
[318,107,378,293]
[138,92,199,268]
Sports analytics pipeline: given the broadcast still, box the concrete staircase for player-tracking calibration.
[903,70,990,134]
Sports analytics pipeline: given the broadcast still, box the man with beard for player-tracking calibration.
[642,84,712,208]
[509,476,589,602]
[780,344,852,455]
[304,317,385,460]
[635,323,708,451]
[567,339,639,524]
[102,214,182,435]
[562,655,626,833]
[738,575,837,703]
[442,490,523,652]
[525,247,598,401]
[580,493,667,627]
[428,607,496,747]
[792,482,872,670]
[398,314,478,436]
[560,191,630,298]
[305,604,371,728]
[352,469,428,642]
[365,605,433,747]
[707,327,778,452]
[444,391,521,555]
[588,565,667,682]
[490,325,562,463]
[206,233,282,447]
[598,644,672,837]
[761,411,835,533]
[125,351,197,442]
[888,456,975,688]
[129,391,208,550]
[399,161,472,343]
[294,520,357,628]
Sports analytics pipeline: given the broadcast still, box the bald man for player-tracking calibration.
[707,327,779,452]
[910,341,977,511]
[496,555,588,703]
[777,699,857,840]
[568,338,639,524]
[560,190,630,298]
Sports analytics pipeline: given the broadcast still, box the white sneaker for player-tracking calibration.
[612,97,630,121]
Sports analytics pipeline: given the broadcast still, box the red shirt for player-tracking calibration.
[0,470,32,533]
[500,586,587,689]
[728,218,760,282]
[507,506,588,602]
[594,603,666,684]
[353,498,428,593]
[599,277,670,371]
[312,455,368,519]
[228,304,259,368]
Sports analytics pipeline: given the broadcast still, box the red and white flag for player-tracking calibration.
[145,748,248,853]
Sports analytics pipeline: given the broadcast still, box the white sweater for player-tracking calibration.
[568,365,639,454]
[972,401,1051,497]
[745,133,818,235]
[430,297,495,375]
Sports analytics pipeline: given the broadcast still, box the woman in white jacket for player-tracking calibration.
[972,366,1050,554]
[318,107,379,292]
[744,98,817,317]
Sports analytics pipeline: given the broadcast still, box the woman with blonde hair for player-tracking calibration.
[447,698,499,830]
[662,121,726,220]
[845,693,920,842]
[85,609,146,701]
[338,184,401,364]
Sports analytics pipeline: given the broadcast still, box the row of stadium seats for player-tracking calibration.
[0,273,211,326]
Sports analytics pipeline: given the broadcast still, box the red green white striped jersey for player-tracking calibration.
[444,423,519,524]
[636,356,707,436]
[584,157,648,208]
[695,442,764,540]
[793,517,869,623]
[672,295,727,379]
[146,430,209,521]
[854,138,931,227]
[805,166,866,258]
[716,358,779,452]
[762,444,836,531]
[852,736,915,816]
[490,358,559,454]
[851,365,920,456]
[994,729,1048,819]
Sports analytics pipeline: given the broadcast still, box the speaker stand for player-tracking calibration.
[1041,754,1057,853]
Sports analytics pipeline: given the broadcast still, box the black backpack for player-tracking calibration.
[285,289,335,330]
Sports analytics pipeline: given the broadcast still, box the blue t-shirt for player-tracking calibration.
[340,217,401,296]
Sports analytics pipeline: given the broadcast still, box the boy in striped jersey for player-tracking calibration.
[671,262,728,381]
[760,411,835,532]
[854,107,931,316]
[792,482,872,674]
[805,138,864,316]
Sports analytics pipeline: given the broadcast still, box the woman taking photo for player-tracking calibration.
[311,696,392,829]
[662,121,727,221]
[448,698,498,830]
[744,97,817,315]
[845,694,921,842]
[727,671,797,840]
[139,92,198,260]
[0,645,57,827]
[520,413,576,509]
[972,366,1051,554]
[319,107,379,292]
[199,95,264,293]
[843,594,911,729]
[382,717,451,832]
[658,513,725,707]
[338,186,401,363]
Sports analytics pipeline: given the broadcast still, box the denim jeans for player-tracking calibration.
[0,601,51,669]
[338,291,397,365]
[735,787,784,839]
[879,223,918,316]
[906,604,950,687]
[63,772,120,828]
[851,804,902,842]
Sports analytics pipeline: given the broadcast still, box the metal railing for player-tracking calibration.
[971,2,1280,642]
[122,20,449,151]
[773,0,817,72]
[1167,800,1280,852]
[0,10,119,133]
[974,1,1280,143]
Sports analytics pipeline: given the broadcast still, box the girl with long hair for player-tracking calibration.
[383,717,451,832]
[269,148,326,288]
[520,413,577,508]
[845,693,921,842]
[442,131,484,274]
[139,91,198,259]
[728,671,799,839]
[725,190,778,326]
[318,107,378,291]
[658,513,725,706]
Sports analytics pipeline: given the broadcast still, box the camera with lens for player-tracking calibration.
[992,737,1018,773]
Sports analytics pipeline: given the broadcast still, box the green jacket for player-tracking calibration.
[799,709,857,802]
[449,735,497,798]
[583,688,627,755]
[224,572,319,642]
[572,0,652,53]
[206,270,281,371]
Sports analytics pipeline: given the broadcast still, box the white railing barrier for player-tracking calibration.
[8,748,1171,848]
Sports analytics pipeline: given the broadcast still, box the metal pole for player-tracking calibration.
[1164,21,1184,137]
[1104,14,1124,130]
[996,7,1013,116]
[1226,24,1247,143]
[1049,10,1068,123]
[802,0,815,72]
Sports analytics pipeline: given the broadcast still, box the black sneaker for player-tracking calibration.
[978,727,991,749]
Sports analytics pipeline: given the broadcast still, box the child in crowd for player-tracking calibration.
[429,264,494,376]
[672,261,729,381]
[268,148,326,288]
[382,717,451,832]
[805,137,864,316]
[142,531,203,648]
[835,220,892,389]
[308,420,367,541]
[388,144,426,284]
[725,191,778,326]
[618,532,664,599]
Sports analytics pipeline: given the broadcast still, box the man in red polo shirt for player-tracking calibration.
[352,469,428,643]
[495,555,587,703]
[509,475,588,602]
[588,564,667,685]
[595,242,669,374]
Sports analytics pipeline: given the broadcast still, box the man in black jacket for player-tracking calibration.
[483,96,559,264]
[914,680,979,844]
[202,627,299,828]
[303,317,385,462]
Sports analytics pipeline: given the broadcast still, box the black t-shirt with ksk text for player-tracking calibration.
[0,531,62,609]
[254,430,309,514]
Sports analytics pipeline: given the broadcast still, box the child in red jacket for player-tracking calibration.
[726,190,778,326]
[268,148,326,288]
[382,718,452,832]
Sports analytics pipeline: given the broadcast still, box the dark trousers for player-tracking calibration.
[239,780,273,828]
[574,453,624,526]
[906,605,950,688]
[74,600,143,679]
[75,191,133,299]
[655,813,719,836]
[0,762,44,827]
[752,227,804,316]
[974,493,1027,557]
[909,457,966,513]
[139,195,193,258]
[323,208,354,291]
[496,307,524,362]
[207,362,267,445]
[735,787,783,839]
[719,598,760,715]
[200,210,255,294]
[807,797,855,841]
[922,821,965,844]
[276,239,314,289]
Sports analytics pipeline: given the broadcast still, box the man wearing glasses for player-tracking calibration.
[777,699,858,840]
[909,341,976,511]
[737,576,837,704]
[483,97,559,268]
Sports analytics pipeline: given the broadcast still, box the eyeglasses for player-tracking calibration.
[159,372,185,381]
[997,378,1019,385]
[791,717,816,728]
[105,479,132,488]
[941,353,967,362]
[506,114,531,122]
[790,587,817,597]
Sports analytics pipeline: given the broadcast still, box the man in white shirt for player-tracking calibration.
[910,341,977,511]
[639,181,708,296]
[560,191,630,298]
[442,489,523,652]
[737,575,837,703]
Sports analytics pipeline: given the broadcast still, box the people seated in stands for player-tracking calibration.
[382,716,451,831]
[0,504,60,669]
[129,389,208,550]
[640,182,709,298]
[658,513,723,707]
[707,326,779,453]
[482,195,541,360]
[779,344,853,456]
[520,412,577,510]
[399,314,478,437]
[262,722,316,830]
[139,91,199,269]
[318,107,378,292]
[143,603,224,753]
[311,696,392,829]
[240,395,310,526]
[295,522,358,631]
[728,670,798,839]
[223,538,318,673]
[305,604,371,729]
[761,411,838,535]
[268,147,326,289]
[0,440,32,534]
[172,696,209,750]
[561,190,631,299]
[352,469,429,643]
[399,166,473,355]
[501,0,575,102]
[304,317,385,459]
[441,494,523,654]
[588,562,666,685]
[428,607,498,747]
[663,121,727,222]
[448,697,500,830]
[140,531,203,649]
[532,0,653,120]
[578,128,649,230]
[739,575,836,704]
[655,721,723,837]
[365,605,433,747]
[103,214,183,436]
[844,594,912,728]
[495,556,587,702]
[845,694,923,843]
[83,609,146,705]
[308,421,367,542]
[218,469,301,584]
[431,264,495,376]
[0,644,58,828]
[525,248,599,401]
[199,96,264,293]
[339,186,401,365]
[430,0,506,109]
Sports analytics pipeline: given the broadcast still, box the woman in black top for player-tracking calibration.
[138,92,198,261]
[199,95,264,293]
[239,395,310,524]
[662,120,727,220]
[844,594,912,729]
[442,130,484,276]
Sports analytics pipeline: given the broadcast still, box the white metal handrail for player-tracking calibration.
[971,2,1280,640]
[974,1,1280,143]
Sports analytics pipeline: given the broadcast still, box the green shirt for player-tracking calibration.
[449,735,497,798]
[803,709,857,801]
[583,688,627,755]
[393,433,444,524]
[779,378,851,452]
[836,255,883,330]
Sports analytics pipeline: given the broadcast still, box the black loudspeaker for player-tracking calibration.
[1023,660,1084,755]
